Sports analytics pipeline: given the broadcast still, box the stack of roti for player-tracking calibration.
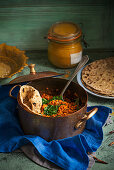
[18,85,42,114]
[81,57,114,97]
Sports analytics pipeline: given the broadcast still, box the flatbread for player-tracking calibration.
[81,57,114,97]
[18,85,42,114]
[0,62,11,78]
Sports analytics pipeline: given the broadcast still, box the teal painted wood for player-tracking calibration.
[0,0,113,50]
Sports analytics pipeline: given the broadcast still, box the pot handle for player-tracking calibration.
[75,107,98,129]
[9,85,21,100]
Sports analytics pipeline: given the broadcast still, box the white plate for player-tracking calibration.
[77,66,114,99]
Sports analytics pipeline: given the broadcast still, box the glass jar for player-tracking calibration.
[48,22,83,68]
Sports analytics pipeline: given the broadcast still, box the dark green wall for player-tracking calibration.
[0,0,113,50]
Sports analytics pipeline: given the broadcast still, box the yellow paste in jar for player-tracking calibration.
[53,22,77,36]
[48,22,83,68]
[48,41,82,68]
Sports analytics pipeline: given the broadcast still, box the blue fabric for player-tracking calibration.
[0,85,112,170]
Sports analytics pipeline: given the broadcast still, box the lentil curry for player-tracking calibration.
[19,85,81,117]
[40,90,81,117]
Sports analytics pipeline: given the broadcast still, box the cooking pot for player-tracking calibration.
[9,77,98,141]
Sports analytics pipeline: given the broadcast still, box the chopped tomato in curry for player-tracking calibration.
[40,93,80,117]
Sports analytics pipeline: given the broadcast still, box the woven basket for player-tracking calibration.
[0,43,28,78]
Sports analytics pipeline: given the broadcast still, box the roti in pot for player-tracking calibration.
[19,85,42,114]
[81,57,114,97]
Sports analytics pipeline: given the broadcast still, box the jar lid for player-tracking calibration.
[48,22,82,42]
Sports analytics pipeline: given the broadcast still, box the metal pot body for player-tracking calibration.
[17,78,88,141]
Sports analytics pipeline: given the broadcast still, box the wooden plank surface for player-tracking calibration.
[0,50,114,170]
[0,0,113,50]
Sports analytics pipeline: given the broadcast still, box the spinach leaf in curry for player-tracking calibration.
[42,96,63,116]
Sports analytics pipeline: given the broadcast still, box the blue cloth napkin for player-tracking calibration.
[0,85,112,170]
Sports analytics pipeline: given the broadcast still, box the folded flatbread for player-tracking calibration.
[81,57,114,97]
[18,85,42,114]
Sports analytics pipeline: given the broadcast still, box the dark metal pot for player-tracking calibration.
[9,78,98,141]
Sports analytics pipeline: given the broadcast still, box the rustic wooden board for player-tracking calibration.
[0,0,113,50]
